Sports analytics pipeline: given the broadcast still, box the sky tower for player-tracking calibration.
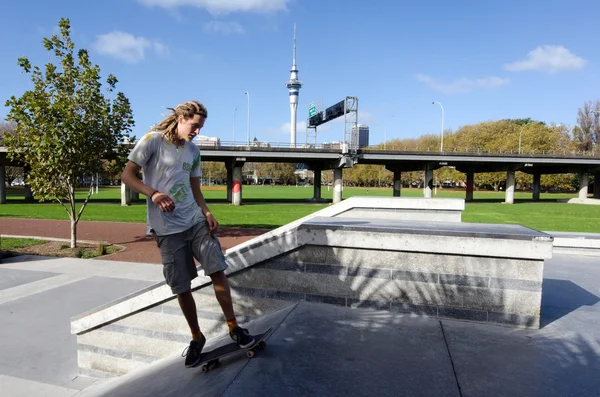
[286,23,302,147]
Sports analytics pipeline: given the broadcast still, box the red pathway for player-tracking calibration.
[0,218,270,264]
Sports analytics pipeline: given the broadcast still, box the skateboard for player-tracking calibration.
[197,327,273,373]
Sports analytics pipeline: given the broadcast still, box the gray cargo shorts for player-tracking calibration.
[155,222,228,294]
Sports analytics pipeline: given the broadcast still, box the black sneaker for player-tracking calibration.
[181,335,206,368]
[229,326,255,348]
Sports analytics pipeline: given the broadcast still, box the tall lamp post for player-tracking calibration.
[518,123,529,154]
[233,107,237,145]
[432,101,444,152]
[245,91,250,146]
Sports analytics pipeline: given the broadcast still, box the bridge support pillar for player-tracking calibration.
[466,169,474,202]
[121,182,131,206]
[0,165,6,204]
[505,171,515,204]
[424,166,433,198]
[232,166,243,206]
[313,168,322,200]
[226,163,233,203]
[333,168,343,204]
[579,171,589,200]
[594,172,600,199]
[24,186,34,202]
[393,169,401,197]
[532,173,541,201]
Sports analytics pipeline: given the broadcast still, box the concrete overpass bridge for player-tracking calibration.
[1,144,599,205]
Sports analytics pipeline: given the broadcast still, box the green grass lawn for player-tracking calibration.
[1,237,47,249]
[2,185,598,233]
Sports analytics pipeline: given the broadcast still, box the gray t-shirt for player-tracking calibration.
[128,131,204,236]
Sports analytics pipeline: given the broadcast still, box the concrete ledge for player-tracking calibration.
[563,198,600,205]
[547,231,600,257]
[226,196,465,256]
[301,217,553,260]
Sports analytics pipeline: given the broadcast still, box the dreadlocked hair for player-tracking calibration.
[153,100,208,144]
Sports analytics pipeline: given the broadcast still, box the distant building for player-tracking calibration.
[351,124,369,148]
[322,141,343,150]
[195,135,221,147]
[251,137,271,148]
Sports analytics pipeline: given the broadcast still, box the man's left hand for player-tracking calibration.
[206,212,219,234]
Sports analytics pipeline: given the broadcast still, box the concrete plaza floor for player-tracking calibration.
[0,251,598,396]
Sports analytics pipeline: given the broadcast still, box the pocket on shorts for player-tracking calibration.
[161,252,175,285]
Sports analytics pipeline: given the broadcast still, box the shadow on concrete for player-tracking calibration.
[540,278,600,328]
[0,253,61,264]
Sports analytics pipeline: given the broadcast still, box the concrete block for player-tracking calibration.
[487,312,539,328]
[438,307,488,322]
[78,350,145,377]
[78,330,186,358]
[439,274,489,288]
[460,287,541,315]
[276,245,328,264]
[393,270,438,283]
[391,302,438,316]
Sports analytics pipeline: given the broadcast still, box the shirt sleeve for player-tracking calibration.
[190,147,201,178]
[128,132,157,167]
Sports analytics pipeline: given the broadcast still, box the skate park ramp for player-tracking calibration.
[76,301,460,397]
[77,284,600,397]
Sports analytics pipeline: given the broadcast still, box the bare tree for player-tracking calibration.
[5,167,23,186]
[574,101,597,151]
[1,122,20,187]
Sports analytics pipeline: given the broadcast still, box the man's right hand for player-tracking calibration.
[152,192,176,212]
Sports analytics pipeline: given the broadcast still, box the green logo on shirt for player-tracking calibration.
[183,162,192,172]
[169,183,189,203]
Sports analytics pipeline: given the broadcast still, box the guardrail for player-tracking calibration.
[197,141,599,158]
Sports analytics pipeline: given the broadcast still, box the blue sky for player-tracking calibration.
[1,0,598,147]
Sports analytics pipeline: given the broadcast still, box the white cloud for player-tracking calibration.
[504,45,586,73]
[416,74,510,94]
[93,31,168,64]
[138,0,291,14]
[280,120,307,134]
[204,21,245,35]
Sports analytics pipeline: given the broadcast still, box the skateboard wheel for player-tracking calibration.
[201,365,209,373]
[258,341,266,350]
[246,350,255,358]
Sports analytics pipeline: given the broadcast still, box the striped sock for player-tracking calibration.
[227,318,238,332]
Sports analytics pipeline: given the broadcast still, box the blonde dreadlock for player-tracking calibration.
[153,100,208,144]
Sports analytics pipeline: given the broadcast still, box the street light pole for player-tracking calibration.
[432,101,444,152]
[518,124,526,154]
[245,92,250,146]
[233,107,237,145]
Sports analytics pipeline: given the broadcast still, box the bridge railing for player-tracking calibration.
[196,141,599,158]
[359,146,600,157]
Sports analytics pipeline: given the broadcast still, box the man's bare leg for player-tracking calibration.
[177,290,203,341]
[210,270,235,320]
[210,270,255,346]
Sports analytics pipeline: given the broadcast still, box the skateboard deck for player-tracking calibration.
[197,327,273,373]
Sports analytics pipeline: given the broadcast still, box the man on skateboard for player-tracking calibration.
[121,100,255,367]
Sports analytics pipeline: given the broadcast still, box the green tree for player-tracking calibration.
[3,18,134,247]
[201,161,227,184]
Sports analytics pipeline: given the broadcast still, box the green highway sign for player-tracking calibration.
[309,103,316,117]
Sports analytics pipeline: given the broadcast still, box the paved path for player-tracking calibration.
[0,218,270,264]
[0,256,163,396]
